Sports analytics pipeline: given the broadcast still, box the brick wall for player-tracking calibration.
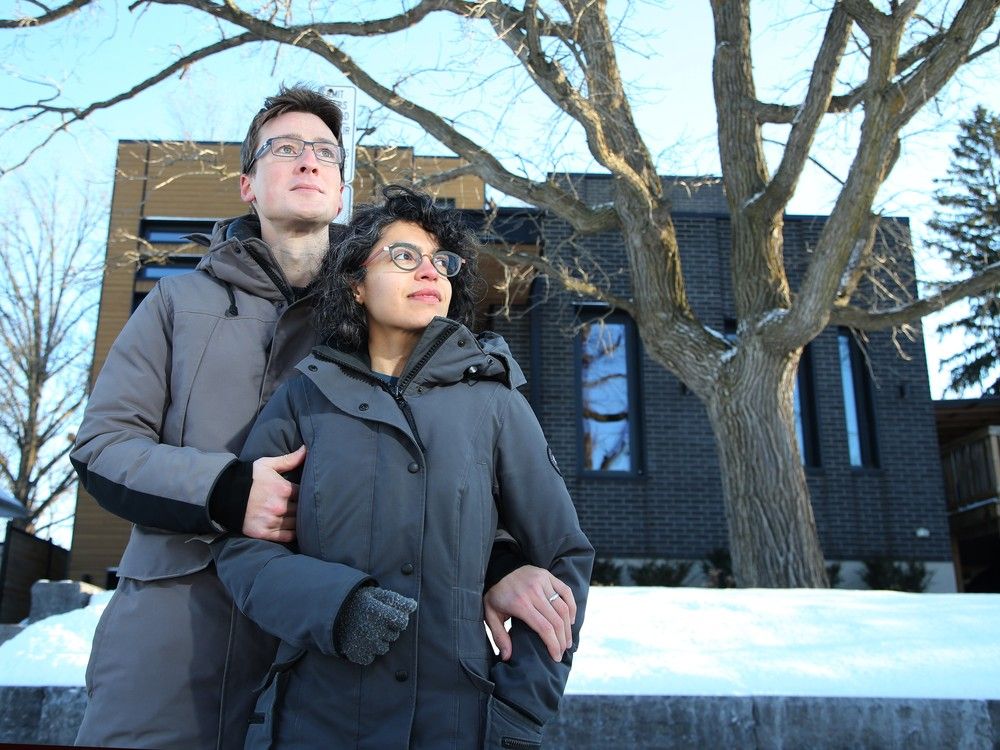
[490,176,951,565]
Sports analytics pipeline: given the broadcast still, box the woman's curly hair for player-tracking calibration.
[314,185,483,351]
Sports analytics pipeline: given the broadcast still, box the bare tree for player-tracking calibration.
[0,179,103,537]
[4,1,1000,585]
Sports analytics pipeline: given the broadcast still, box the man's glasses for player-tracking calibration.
[366,244,466,277]
[251,137,346,168]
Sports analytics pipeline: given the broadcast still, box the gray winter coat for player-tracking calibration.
[71,216,329,750]
[72,215,325,578]
[213,317,594,750]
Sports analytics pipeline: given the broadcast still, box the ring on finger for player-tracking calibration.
[547,592,560,603]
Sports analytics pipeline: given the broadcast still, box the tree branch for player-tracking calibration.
[893,0,1000,128]
[0,0,93,28]
[0,32,258,175]
[479,244,636,317]
[830,261,1000,331]
[776,4,918,347]
[411,164,481,191]
[755,4,995,125]
[186,6,618,234]
[142,0,570,38]
[758,4,852,215]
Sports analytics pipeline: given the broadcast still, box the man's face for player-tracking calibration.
[239,111,344,238]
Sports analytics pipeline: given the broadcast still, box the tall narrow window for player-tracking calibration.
[794,345,821,467]
[576,310,642,474]
[838,329,879,468]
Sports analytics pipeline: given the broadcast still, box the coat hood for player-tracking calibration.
[306,317,526,395]
[189,215,287,303]
[189,216,347,303]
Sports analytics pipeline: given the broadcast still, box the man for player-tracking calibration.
[71,85,576,750]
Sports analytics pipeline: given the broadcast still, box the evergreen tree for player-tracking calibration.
[928,106,1000,396]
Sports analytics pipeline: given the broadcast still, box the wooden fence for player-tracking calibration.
[0,526,69,623]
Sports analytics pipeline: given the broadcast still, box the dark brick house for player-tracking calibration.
[486,175,954,591]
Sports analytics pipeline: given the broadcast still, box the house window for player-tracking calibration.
[132,255,201,311]
[139,217,217,244]
[576,309,642,474]
[135,256,202,280]
[794,345,821,467]
[838,329,879,468]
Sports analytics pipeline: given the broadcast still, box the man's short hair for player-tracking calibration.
[241,85,344,176]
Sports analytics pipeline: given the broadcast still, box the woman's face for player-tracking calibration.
[354,220,453,339]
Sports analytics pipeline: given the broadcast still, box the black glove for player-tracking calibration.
[335,586,417,666]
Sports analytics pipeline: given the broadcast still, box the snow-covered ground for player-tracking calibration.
[2,587,999,699]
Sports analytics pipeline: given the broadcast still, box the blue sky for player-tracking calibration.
[2,0,998,402]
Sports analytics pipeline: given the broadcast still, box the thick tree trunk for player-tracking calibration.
[705,342,829,588]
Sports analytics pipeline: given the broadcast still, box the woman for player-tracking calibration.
[213,186,593,749]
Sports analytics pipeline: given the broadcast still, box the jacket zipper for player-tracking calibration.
[386,320,459,454]
[387,390,426,453]
[242,242,295,304]
[501,739,541,749]
[312,323,462,454]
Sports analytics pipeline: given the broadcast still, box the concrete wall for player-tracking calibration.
[1,690,996,748]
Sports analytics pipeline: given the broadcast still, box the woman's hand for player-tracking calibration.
[483,565,576,662]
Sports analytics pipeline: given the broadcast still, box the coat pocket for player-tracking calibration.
[244,645,306,750]
[483,695,544,750]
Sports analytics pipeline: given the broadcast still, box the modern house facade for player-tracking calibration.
[70,141,958,591]
[488,175,955,590]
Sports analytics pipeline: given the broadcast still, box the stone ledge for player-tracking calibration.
[0,689,997,748]
[28,581,104,624]
[0,625,24,648]
[0,686,86,746]
[547,695,1000,749]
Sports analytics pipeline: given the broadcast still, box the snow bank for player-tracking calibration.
[3,587,999,700]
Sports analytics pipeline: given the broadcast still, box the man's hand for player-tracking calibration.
[484,565,576,662]
[241,446,305,542]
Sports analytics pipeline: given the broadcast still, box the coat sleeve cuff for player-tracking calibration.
[485,542,526,591]
[207,460,254,532]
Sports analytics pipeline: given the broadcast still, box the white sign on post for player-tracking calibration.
[337,184,354,225]
[323,84,358,181]
[323,85,357,226]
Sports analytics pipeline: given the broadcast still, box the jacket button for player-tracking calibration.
[401,563,414,575]
[307,364,317,371]
[457,339,466,347]
[465,365,478,376]
[359,403,369,411]
[395,670,408,682]
[407,462,420,473]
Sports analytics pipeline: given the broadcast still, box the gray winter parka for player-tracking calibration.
[72,216,326,579]
[213,316,595,750]
[70,216,331,750]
